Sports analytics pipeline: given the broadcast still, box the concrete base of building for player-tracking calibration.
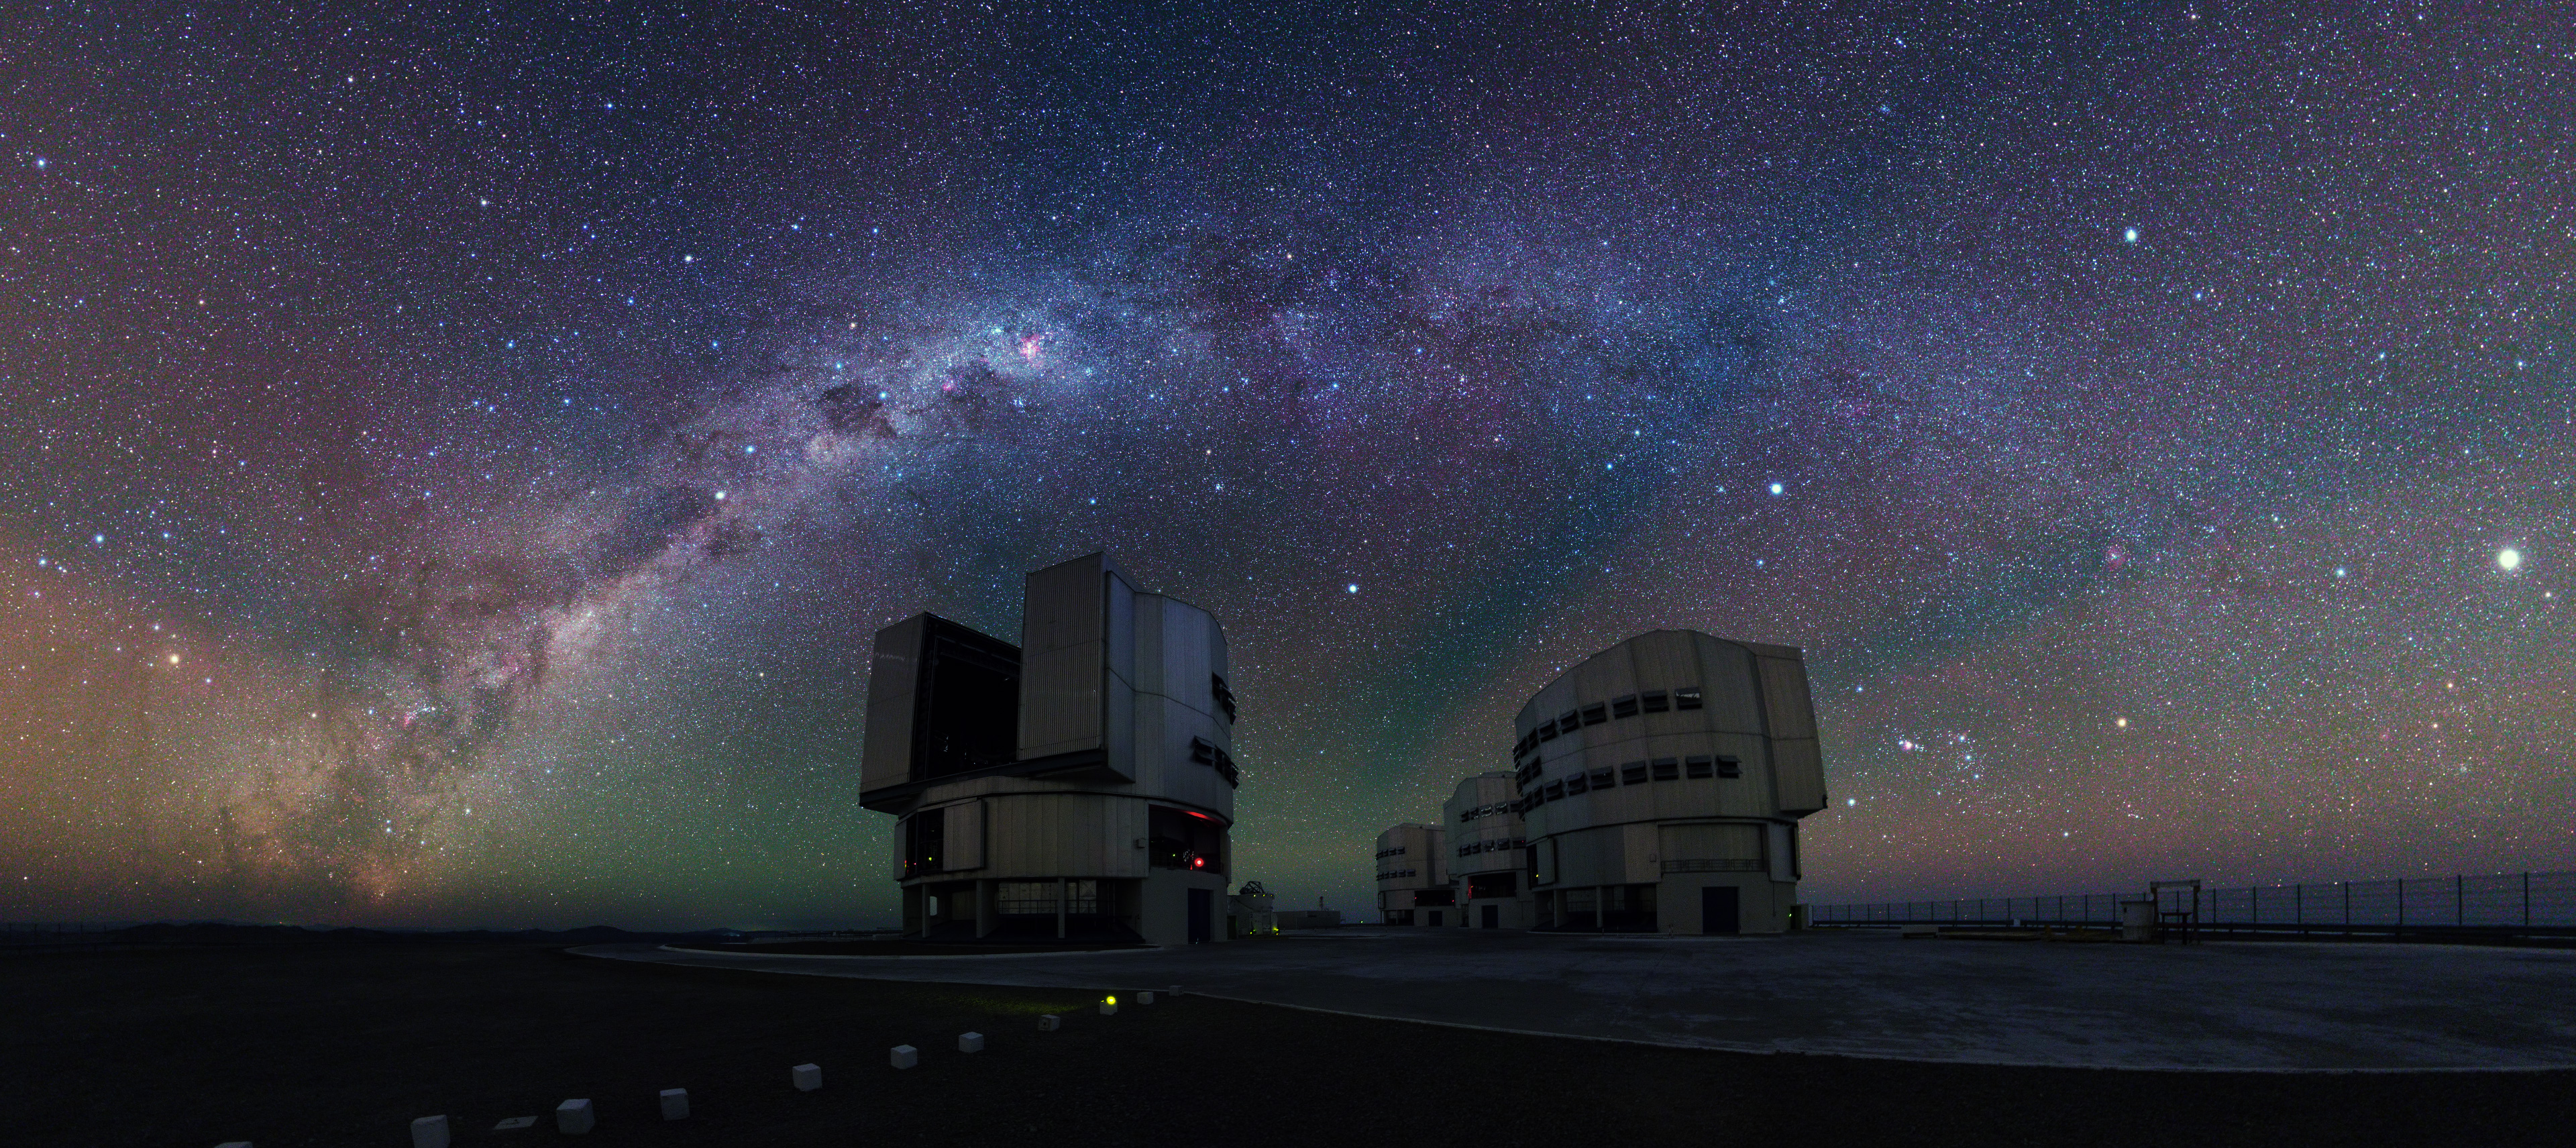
[1532,878,1799,935]
[904,870,1234,947]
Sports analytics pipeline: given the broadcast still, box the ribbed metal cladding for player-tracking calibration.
[1017,554,1109,762]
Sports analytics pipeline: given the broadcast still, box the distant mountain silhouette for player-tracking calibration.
[101,922,729,945]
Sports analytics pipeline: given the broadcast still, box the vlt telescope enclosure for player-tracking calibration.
[861,554,1238,946]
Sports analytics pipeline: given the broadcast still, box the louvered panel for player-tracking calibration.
[1756,655,1818,740]
[944,800,984,870]
[862,615,923,790]
[1772,738,1827,815]
[1018,556,1106,760]
[1695,637,1766,735]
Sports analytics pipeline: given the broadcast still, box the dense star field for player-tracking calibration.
[2,4,2571,929]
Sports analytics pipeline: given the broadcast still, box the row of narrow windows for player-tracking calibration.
[1513,687,1706,758]
[1456,801,1511,823]
[1187,737,1241,786]
[1516,754,1741,806]
[1373,845,1408,859]
[1375,868,1420,881]
[1457,836,1525,857]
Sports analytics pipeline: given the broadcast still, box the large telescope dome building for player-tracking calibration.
[1373,821,1449,927]
[1442,772,1530,929]
[1512,630,1827,935]
[860,554,1239,947]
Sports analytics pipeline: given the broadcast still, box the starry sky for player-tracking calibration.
[3,3,2572,930]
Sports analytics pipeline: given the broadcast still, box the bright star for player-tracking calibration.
[1346,583,1359,594]
[2123,227,2139,243]
[1768,482,1784,496]
[2498,547,2522,571]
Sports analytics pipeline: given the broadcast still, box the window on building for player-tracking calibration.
[1611,694,1638,718]
[1544,781,1564,801]
[1539,720,1558,741]
[1652,757,1679,781]
[997,880,1099,915]
[1620,761,1648,786]
[1565,773,1588,795]
[1718,754,1742,778]
[1468,872,1517,899]
[1387,910,1415,926]
[1580,702,1607,725]
[1641,690,1669,713]
[1210,674,1237,723]
[1190,737,1216,764]
[1674,686,1704,711]
[1558,709,1580,732]
[1589,768,1615,789]
[1413,888,1456,907]
[1684,755,1713,778]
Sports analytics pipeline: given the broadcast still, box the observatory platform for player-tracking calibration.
[579,928,2576,1072]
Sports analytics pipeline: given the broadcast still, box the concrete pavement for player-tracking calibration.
[573,927,2576,1072]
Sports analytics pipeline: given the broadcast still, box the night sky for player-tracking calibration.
[4,3,2571,930]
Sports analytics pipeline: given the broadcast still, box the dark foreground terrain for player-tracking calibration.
[5,941,2569,1147]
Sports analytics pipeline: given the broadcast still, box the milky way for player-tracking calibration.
[3,4,2572,928]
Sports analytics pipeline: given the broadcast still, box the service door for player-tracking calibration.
[1187,888,1212,944]
[1702,886,1740,935]
[1481,904,1499,929]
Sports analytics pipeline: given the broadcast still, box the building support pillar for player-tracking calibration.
[1056,877,1069,939]
[975,878,995,939]
[1597,885,1609,931]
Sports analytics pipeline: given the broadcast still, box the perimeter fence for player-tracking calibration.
[1809,868,2576,943]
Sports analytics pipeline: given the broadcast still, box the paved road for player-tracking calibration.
[574,928,2576,1071]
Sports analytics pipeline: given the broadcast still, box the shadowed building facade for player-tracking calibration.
[861,554,1239,947]
[1373,822,1448,926]
[1443,772,1530,929]
[1511,631,1827,934]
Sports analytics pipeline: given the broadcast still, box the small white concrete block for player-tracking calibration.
[792,1062,822,1091]
[1099,1000,1118,1016]
[554,1098,595,1135]
[411,1114,451,1148]
[890,1044,919,1069]
[1169,984,1183,996]
[1037,1014,1062,1031]
[492,1116,538,1131]
[957,1031,984,1053]
[1136,990,1155,1004]
[659,1088,689,1120]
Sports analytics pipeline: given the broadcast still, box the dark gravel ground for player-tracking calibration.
[5,941,2570,1147]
